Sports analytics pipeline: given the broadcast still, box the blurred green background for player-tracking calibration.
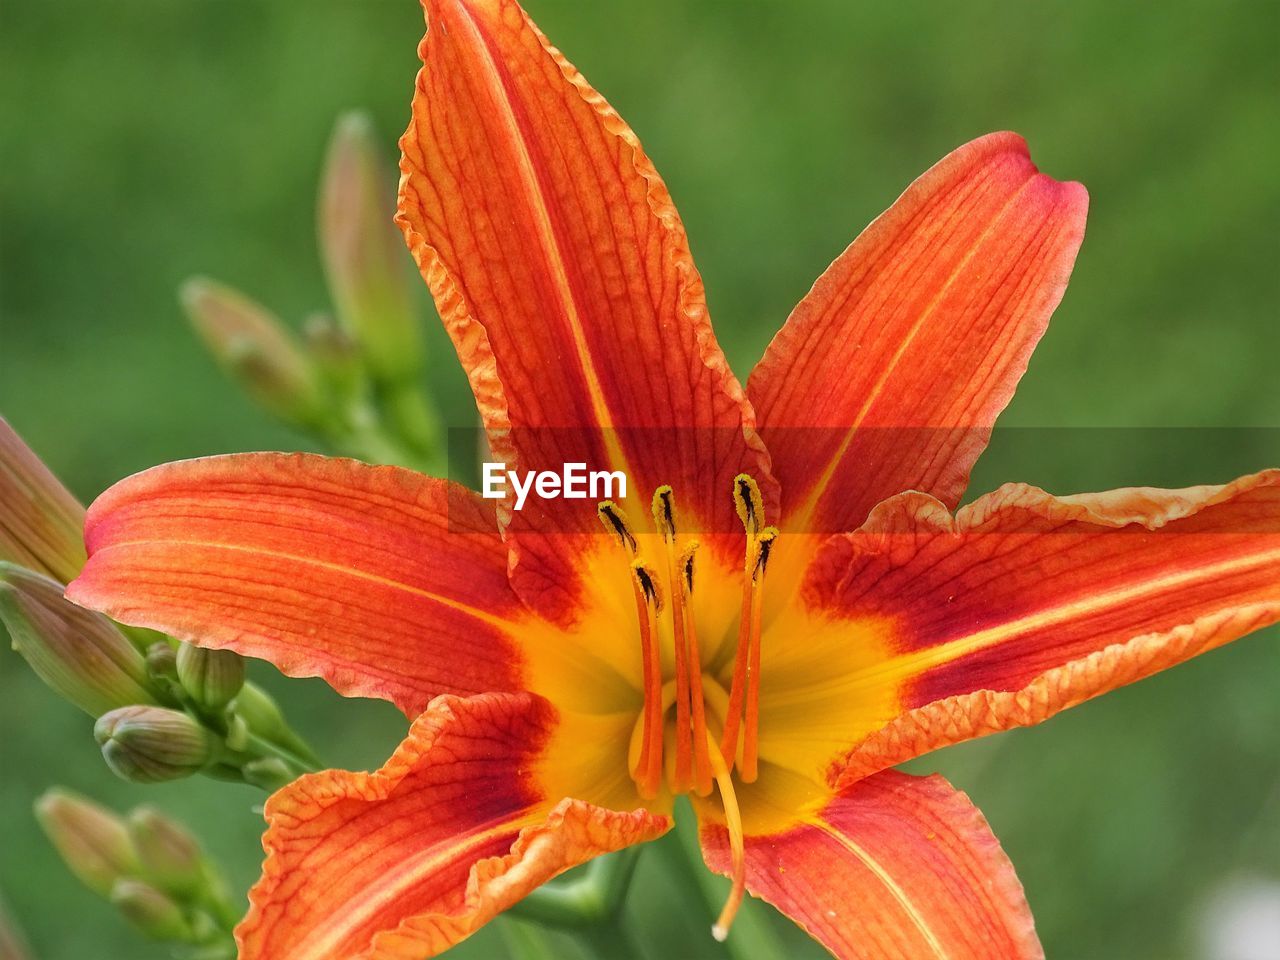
[2,0,1278,957]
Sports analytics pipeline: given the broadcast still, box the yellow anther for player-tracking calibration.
[597,500,638,555]
[630,560,663,614]
[679,541,700,597]
[652,485,677,541]
[752,526,779,580]
[732,474,764,537]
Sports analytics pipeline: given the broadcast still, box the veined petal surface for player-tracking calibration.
[700,770,1040,960]
[790,471,1280,784]
[68,453,526,716]
[238,692,668,960]
[748,132,1087,535]
[397,0,775,617]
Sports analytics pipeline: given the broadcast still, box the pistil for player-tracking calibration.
[705,728,746,942]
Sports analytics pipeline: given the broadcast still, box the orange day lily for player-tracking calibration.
[65,0,1280,957]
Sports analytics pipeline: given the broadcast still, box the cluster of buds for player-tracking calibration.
[1,419,316,790]
[36,790,238,954]
[183,111,440,473]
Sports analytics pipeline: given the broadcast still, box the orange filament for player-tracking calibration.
[741,527,776,782]
[706,728,746,942]
[630,561,664,798]
[721,475,772,778]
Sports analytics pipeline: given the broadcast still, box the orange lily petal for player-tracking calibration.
[238,692,668,960]
[748,132,1087,534]
[397,0,775,618]
[67,453,526,716]
[700,770,1040,960]
[795,470,1280,785]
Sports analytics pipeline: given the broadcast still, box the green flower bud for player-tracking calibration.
[126,807,205,897]
[0,418,86,584]
[2,564,157,717]
[181,277,330,430]
[319,111,423,385]
[35,789,141,897]
[175,643,244,711]
[145,641,178,679]
[110,879,194,942]
[95,706,213,783]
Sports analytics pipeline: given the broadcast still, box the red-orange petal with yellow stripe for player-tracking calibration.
[798,470,1280,784]
[67,453,526,716]
[748,132,1087,536]
[700,770,1040,960]
[238,692,668,960]
[397,0,775,620]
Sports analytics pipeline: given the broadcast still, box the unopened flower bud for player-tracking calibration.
[126,807,205,896]
[181,277,329,430]
[319,111,423,385]
[95,706,213,783]
[2,564,157,717]
[0,419,86,584]
[110,879,194,942]
[145,641,178,679]
[35,789,141,897]
[175,643,244,711]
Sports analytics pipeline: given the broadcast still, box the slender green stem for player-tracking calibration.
[243,731,320,775]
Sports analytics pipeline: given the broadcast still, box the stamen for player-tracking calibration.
[651,486,693,793]
[630,561,664,797]
[680,542,712,797]
[722,475,774,779]
[597,500,638,555]
[742,526,777,783]
[705,729,746,942]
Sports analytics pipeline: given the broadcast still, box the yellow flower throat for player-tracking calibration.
[596,474,776,939]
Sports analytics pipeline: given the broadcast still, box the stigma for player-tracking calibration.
[597,475,777,940]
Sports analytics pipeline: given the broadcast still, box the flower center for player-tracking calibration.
[596,474,778,939]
